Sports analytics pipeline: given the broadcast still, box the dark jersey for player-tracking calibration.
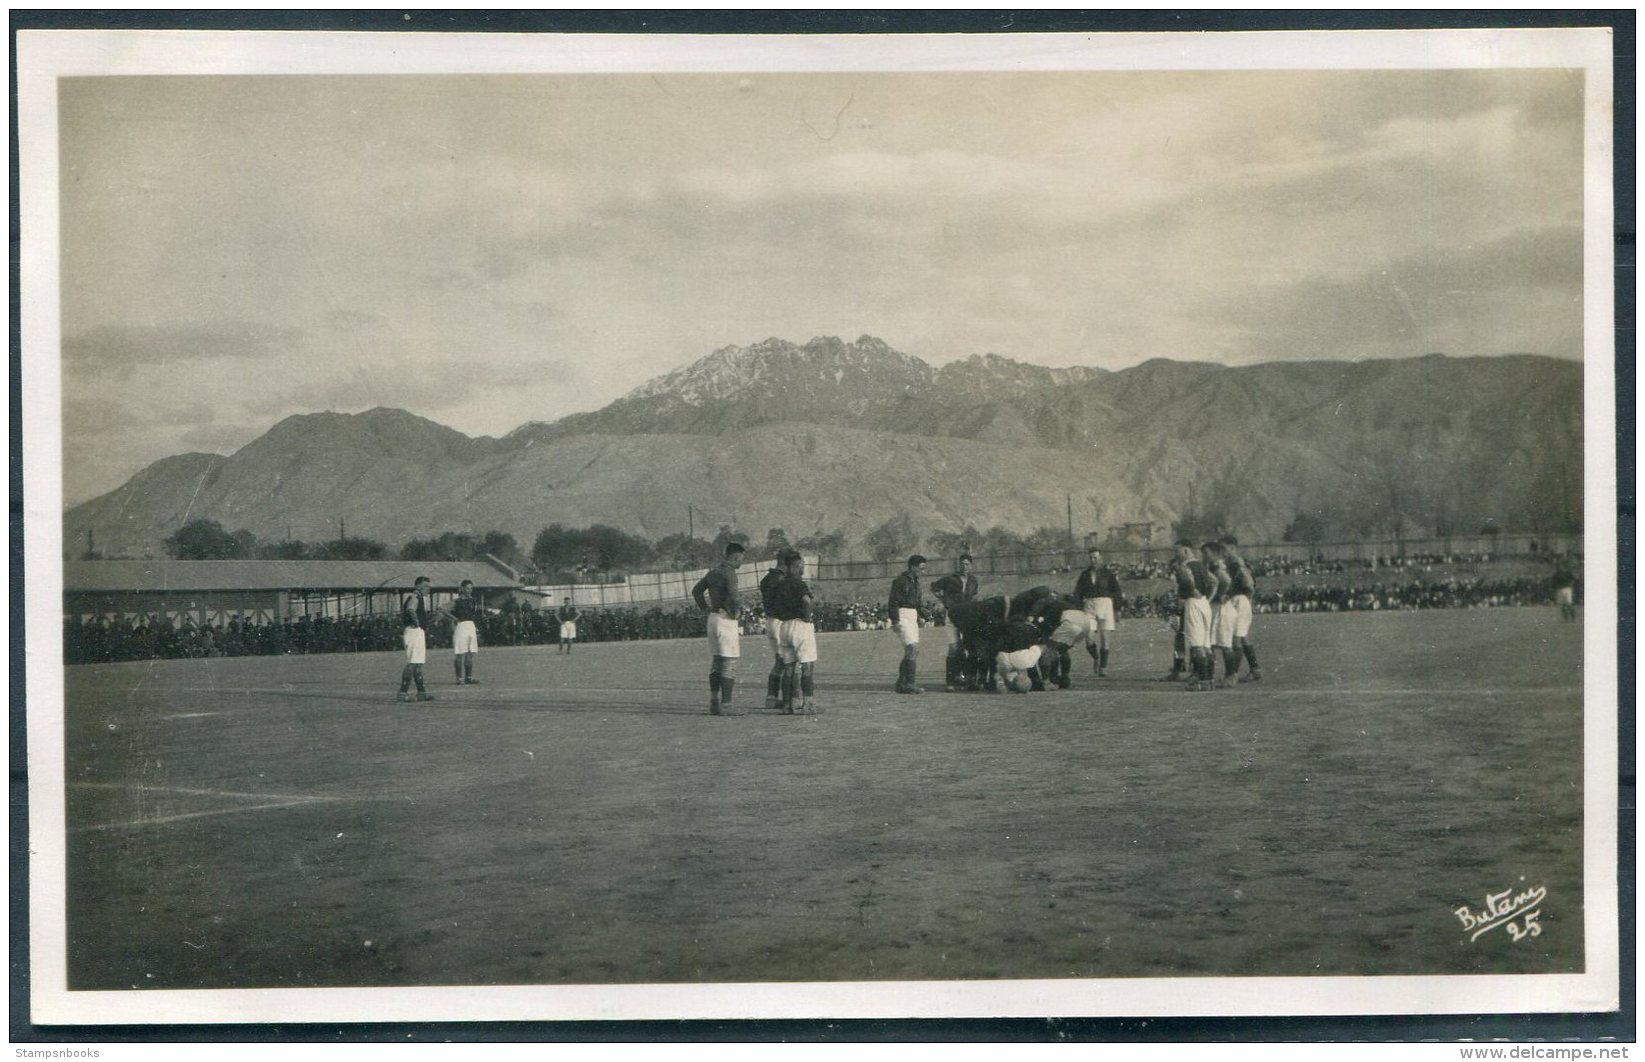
[400,593,431,629]
[692,563,741,617]
[774,577,814,623]
[451,596,479,623]
[1075,566,1122,601]
[888,571,923,613]
[931,572,978,607]
[1227,555,1256,597]
[557,604,580,623]
[1173,562,1205,600]
[759,567,786,613]
[1031,593,1084,623]
[1551,566,1577,589]
[1008,585,1058,620]
[1206,562,1231,604]
[950,595,1009,638]
[998,618,1043,653]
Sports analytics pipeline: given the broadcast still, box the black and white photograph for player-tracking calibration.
[16,20,1623,1033]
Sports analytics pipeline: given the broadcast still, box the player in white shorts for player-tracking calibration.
[450,578,481,684]
[888,555,928,694]
[773,551,820,715]
[1203,542,1237,685]
[1172,542,1217,692]
[758,556,789,709]
[995,643,1043,693]
[692,541,746,715]
[556,597,579,654]
[395,575,436,703]
[1074,549,1123,677]
[1221,535,1261,682]
[1029,592,1099,689]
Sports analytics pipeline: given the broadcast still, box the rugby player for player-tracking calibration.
[1221,535,1261,682]
[1202,542,1236,687]
[451,579,481,684]
[395,575,437,703]
[692,541,746,715]
[775,550,819,715]
[759,553,790,709]
[1027,591,1099,690]
[1172,541,1216,692]
[947,593,1010,691]
[889,555,928,694]
[931,554,979,691]
[557,597,580,654]
[1074,549,1123,676]
[1551,554,1578,622]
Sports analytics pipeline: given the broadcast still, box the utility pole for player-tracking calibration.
[688,504,694,540]
[1066,493,1074,552]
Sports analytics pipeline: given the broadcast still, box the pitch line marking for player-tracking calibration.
[71,782,338,802]
[68,782,345,833]
[69,800,336,833]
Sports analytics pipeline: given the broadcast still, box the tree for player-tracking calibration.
[863,513,919,562]
[1282,511,1329,545]
[925,525,983,559]
[478,530,522,568]
[318,535,389,561]
[709,524,750,559]
[1171,509,1229,545]
[655,533,719,569]
[1024,525,1071,554]
[977,525,1029,557]
[164,519,256,560]
[763,527,791,559]
[794,528,849,559]
[257,539,312,560]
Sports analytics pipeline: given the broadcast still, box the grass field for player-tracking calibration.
[60,607,1584,990]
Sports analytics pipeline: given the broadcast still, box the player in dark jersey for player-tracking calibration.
[556,597,580,654]
[1074,549,1123,677]
[692,541,745,715]
[1172,541,1216,692]
[759,555,790,709]
[948,593,1010,691]
[1550,554,1578,622]
[450,579,481,684]
[1221,535,1262,681]
[1027,591,1100,689]
[1202,542,1236,686]
[931,554,979,691]
[773,550,819,714]
[396,575,437,703]
[888,555,927,694]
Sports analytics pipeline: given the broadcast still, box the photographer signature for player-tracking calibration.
[1455,881,1546,943]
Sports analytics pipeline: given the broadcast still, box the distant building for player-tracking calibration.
[1091,522,1157,550]
[63,559,518,626]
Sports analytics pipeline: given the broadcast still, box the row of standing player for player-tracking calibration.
[392,578,583,701]
[688,541,820,716]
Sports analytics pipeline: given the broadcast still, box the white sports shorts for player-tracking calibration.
[706,612,741,658]
[402,626,427,665]
[1051,607,1096,647]
[1182,598,1213,650]
[896,607,921,646]
[1212,601,1237,649]
[766,621,782,657]
[778,618,818,665]
[1555,587,1575,606]
[996,644,1042,676]
[1082,597,1117,631]
[559,621,577,640]
[1230,594,1253,639]
[453,619,479,654]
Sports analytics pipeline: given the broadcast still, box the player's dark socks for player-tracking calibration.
[800,664,815,699]
[412,664,426,693]
[1099,648,1109,673]
[768,661,783,700]
[709,670,723,695]
[398,665,413,694]
[465,655,474,681]
[455,658,464,681]
[1243,643,1259,671]
[720,675,735,706]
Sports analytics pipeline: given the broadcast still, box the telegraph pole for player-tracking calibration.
[1066,493,1074,552]
[688,504,695,539]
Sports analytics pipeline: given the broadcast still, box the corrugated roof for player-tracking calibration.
[64,559,517,594]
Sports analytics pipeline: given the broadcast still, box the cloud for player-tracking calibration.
[63,321,303,379]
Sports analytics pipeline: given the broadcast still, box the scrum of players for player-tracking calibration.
[930,536,1264,696]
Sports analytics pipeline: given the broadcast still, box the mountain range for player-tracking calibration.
[65,336,1583,558]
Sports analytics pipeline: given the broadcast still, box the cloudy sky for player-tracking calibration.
[57,66,1584,504]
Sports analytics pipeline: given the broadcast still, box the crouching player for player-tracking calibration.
[692,541,746,715]
[995,642,1045,694]
[774,550,819,715]
[949,593,1011,691]
[1026,591,1099,690]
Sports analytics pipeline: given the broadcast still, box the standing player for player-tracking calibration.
[931,554,979,691]
[759,553,790,709]
[451,578,481,684]
[1551,553,1579,621]
[1221,535,1262,682]
[556,596,580,654]
[1074,549,1123,677]
[888,554,927,694]
[396,575,437,703]
[1172,541,1216,692]
[692,541,746,715]
[775,550,819,715]
[1203,542,1237,687]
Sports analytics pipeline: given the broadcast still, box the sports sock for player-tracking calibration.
[455,657,464,681]
[709,669,722,696]
[720,675,735,705]
[412,664,426,693]
[1224,648,1239,679]
[768,660,783,700]
[398,665,413,693]
[1099,647,1109,671]
[800,663,815,698]
[465,654,473,680]
[1243,642,1259,671]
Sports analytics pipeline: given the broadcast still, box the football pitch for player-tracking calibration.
[58,608,1584,990]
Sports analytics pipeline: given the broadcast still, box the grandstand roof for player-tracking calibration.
[64,559,517,594]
